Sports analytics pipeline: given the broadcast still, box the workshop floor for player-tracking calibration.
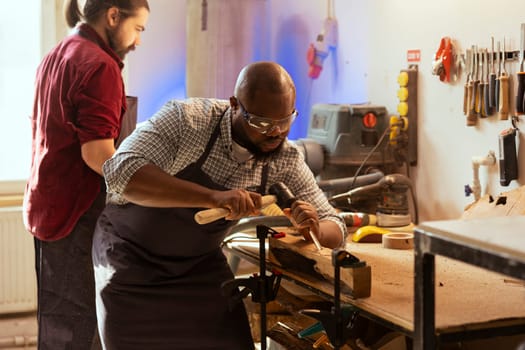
[0,259,268,350]
[0,313,283,350]
[0,312,37,350]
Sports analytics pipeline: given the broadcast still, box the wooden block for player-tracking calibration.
[269,234,371,299]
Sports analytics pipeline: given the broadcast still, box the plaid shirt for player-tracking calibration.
[103,97,346,237]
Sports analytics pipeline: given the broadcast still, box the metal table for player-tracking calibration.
[414,216,525,349]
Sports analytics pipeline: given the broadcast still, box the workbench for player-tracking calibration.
[224,222,525,348]
[414,216,525,350]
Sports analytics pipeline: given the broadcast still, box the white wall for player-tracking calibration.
[126,0,188,122]
[362,0,525,221]
[128,0,525,222]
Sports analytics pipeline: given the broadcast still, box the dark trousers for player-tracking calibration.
[34,194,105,350]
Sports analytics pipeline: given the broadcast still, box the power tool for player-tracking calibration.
[328,174,417,242]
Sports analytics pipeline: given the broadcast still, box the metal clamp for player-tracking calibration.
[221,225,283,350]
[299,248,365,349]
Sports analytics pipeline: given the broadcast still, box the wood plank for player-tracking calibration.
[269,233,371,299]
[461,185,525,219]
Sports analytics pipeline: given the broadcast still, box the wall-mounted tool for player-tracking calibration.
[495,41,502,112]
[463,48,472,116]
[432,37,457,83]
[489,37,497,112]
[481,49,493,117]
[516,23,525,115]
[499,127,519,186]
[477,49,488,118]
[467,46,479,126]
[499,38,510,120]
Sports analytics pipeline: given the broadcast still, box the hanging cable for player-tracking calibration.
[327,0,335,18]
[349,125,391,190]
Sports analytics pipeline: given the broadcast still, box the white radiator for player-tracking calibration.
[0,207,37,314]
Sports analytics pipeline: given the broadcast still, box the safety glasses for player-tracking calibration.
[237,99,298,134]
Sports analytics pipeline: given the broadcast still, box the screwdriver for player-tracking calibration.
[495,41,501,111]
[476,48,486,117]
[516,23,525,115]
[498,37,510,120]
[481,49,491,117]
[488,37,497,112]
[467,46,479,126]
[463,48,472,116]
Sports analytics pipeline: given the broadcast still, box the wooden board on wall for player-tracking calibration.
[462,186,525,219]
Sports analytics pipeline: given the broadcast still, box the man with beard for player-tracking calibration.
[23,1,149,349]
[92,61,346,349]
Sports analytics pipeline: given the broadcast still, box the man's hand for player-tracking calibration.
[210,189,263,220]
[283,200,320,245]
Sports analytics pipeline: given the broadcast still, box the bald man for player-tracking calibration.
[92,61,346,349]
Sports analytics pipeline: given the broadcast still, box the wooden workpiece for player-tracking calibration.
[225,226,525,336]
[268,233,371,299]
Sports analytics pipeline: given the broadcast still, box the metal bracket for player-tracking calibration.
[221,225,283,350]
[298,248,367,349]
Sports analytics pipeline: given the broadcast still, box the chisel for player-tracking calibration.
[498,38,510,120]
[516,23,525,115]
[467,46,479,126]
[481,49,491,117]
[477,48,487,117]
[495,41,501,111]
[463,48,472,116]
[488,37,497,111]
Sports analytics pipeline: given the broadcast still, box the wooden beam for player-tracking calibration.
[269,233,371,299]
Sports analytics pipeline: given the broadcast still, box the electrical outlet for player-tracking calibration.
[397,65,418,166]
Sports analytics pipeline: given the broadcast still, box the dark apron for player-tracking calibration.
[93,116,266,349]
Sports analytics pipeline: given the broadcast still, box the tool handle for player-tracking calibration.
[463,82,469,115]
[482,83,493,117]
[476,82,484,116]
[498,73,510,120]
[465,81,473,116]
[516,71,525,114]
[481,82,490,117]
[495,76,500,111]
[488,73,497,109]
[194,195,277,224]
[466,81,478,126]
[470,80,479,112]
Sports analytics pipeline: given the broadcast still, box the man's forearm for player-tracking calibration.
[122,163,215,208]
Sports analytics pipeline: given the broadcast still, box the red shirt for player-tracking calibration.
[23,24,126,241]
